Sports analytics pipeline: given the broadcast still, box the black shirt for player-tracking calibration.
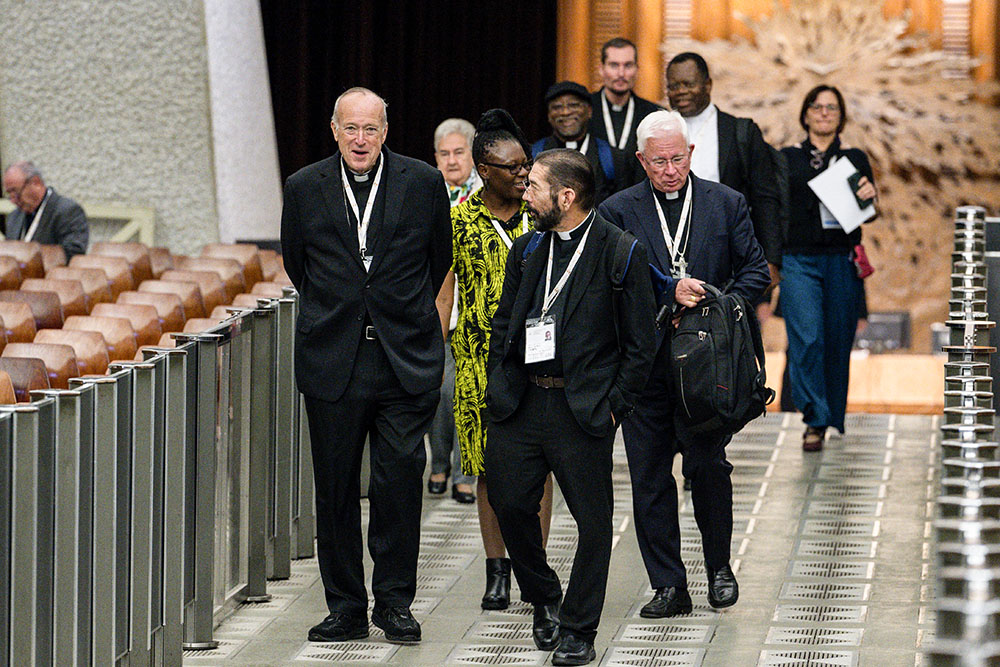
[780,137,874,254]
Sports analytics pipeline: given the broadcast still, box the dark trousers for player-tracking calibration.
[621,341,733,589]
[304,337,439,616]
[486,384,614,644]
[781,253,860,433]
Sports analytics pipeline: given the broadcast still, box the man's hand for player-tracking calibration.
[674,277,706,309]
[855,176,876,202]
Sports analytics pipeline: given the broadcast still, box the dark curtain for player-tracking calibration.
[260,0,558,182]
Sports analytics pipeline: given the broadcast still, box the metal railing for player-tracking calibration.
[928,206,1000,665]
[0,288,313,666]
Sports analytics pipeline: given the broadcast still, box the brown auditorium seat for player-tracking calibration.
[183,318,225,333]
[117,291,185,333]
[0,357,49,402]
[175,256,245,302]
[90,303,162,347]
[138,279,206,319]
[90,241,153,284]
[273,271,292,287]
[34,329,110,376]
[20,278,89,317]
[0,290,63,330]
[63,315,137,361]
[148,247,174,278]
[0,302,36,343]
[250,281,287,298]
[46,266,113,305]
[2,342,79,390]
[230,293,265,308]
[259,250,281,281]
[212,305,241,319]
[69,254,134,297]
[0,240,44,279]
[39,244,67,271]
[0,255,23,290]
[0,370,16,404]
[155,332,176,348]
[200,243,265,289]
[160,270,226,313]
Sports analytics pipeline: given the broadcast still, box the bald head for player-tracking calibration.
[330,87,389,174]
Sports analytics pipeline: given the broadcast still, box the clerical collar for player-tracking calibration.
[555,209,595,240]
[654,179,687,202]
[563,134,588,150]
[604,89,630,112]
[345,153,381,182]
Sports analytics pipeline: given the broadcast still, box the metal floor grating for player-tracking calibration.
[772,604,868,623]
[446,644,549,665]
[602,646,706,666]
[757,650,857,666]
[294,641,397,663]
[617,623,716,643]
[764,627,864,646]
[787,561,875,579]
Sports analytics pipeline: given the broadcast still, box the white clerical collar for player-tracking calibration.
[564,134,589,150]
[555,210,595,239]
[664,190,680,200]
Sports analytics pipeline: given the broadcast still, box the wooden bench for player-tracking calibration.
[35,329,110,376]
[69,254,135,297]
[63,315,138,362]
[90,241,153,284]
[0,255,23,290]
[201,243,265,288]
[39,244,67,272]
[117,290,186,333]
[90,303,162,347]
[2,342,80,389]
[160,270,227,313]
[175,256,246,302]
[0,302,37,343]
[138,279,206,319]
[46,266,113,305]
[0,357,49,402]
[0,240,45,279]
[0,290,63,330]
[19,278,89,317]
[182,317,225,334]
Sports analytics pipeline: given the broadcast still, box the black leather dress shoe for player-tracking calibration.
[427,478,447,494]
[707,565,739,608]
[308,612,369,642]
[452,486,475,503]
[639,586,692,618]
[481,558,511,610]
[371,604,421,643]
[532,600,560,650]
[552,632,596,665]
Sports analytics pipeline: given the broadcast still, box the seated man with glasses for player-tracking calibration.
[598,109,769,620]
[531,81,633,205]
[2,161,88,260]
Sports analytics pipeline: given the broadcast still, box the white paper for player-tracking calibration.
[807,156,876,234]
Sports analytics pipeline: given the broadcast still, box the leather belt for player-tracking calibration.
[528,375,565,389]
[364,325,376,340]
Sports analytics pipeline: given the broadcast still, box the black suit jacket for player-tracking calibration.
[280,148,452,402]
[598,174,770,348]
[485,214,655,436]
[716,110,783,265]
[589,88,663,185]
[4,188,89,260]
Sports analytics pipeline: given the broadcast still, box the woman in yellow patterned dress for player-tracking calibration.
[436,109,554,610]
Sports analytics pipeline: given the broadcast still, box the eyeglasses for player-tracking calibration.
[644,154,688,169]
[808,103,840,113]
[341,124,382,138]
[482,160,532,175]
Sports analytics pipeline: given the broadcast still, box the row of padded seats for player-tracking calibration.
[0,240,289,402]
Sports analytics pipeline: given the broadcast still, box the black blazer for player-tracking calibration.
[485,214,656,436]
[716,110,783,265]
[280,149,452,401]
[589,88,663,185]
[598,174,770,347]
[4,188,89,260]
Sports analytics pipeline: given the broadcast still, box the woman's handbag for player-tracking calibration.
[852,244,874,279]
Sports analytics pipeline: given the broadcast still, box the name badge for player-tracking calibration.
[524,316,556,364]
[819,202,839,230]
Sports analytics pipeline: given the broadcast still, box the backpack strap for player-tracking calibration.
[610,231,638,349]
[596,139,616,183]
[531,138,546,159]
[520,231,546,267]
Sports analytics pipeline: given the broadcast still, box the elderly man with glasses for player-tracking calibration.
[2,161,88,260]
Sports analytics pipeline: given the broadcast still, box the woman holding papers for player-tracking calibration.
[435,109,553,610]
[779,85,878,451]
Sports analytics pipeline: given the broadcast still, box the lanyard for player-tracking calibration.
[340,157,385,266]
[650,182,693,277]
[541,211,595,317]
[23,188,51,242]
[489,211,529,250]
[601,94,635,150]
[566,134,590,156]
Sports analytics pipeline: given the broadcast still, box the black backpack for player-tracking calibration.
[670,284,774,440]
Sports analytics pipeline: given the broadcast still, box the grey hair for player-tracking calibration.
[331,87,388,128]
[433,118,475,152]
[636,110,690,153]
[4,160,42,182]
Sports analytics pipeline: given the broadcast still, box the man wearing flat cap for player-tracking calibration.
[532,81,633,204]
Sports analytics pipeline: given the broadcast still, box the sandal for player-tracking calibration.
[802,426,826,452]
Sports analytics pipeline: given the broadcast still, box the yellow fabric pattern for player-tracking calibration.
[451,189,532,475]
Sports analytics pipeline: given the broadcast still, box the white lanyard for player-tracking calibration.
[601,94,635,150]
[650,182,693,278]
[541,212,595,316]
[489,211,529,250]
[566,134,590,156]
[23,189,50,242]
[340,157,385,269]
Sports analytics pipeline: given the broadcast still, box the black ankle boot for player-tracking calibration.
[481,558,511,610]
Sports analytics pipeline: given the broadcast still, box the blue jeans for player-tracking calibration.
[780,253,860,433]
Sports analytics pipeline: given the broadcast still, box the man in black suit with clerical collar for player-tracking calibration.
[666,52,783,287]
[280,87,451,645]
[485,149,655,665]
[2,161,88,260]
[589,37,663,183]
[599,110,769,619]
[532,81,632,205]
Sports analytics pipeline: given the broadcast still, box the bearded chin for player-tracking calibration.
[532,207,561,232]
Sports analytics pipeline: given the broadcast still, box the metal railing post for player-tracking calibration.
[271,294,296,579]
[0,412,11,666]
[247,302,276,601]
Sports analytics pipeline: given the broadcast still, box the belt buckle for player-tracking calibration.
[365,325,376,340]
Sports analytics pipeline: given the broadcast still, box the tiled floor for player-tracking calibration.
[184,412,939,666]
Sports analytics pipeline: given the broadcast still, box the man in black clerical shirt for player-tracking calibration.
[589,38,663,185]
[532,81,632,204]
[485,149,655,665]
